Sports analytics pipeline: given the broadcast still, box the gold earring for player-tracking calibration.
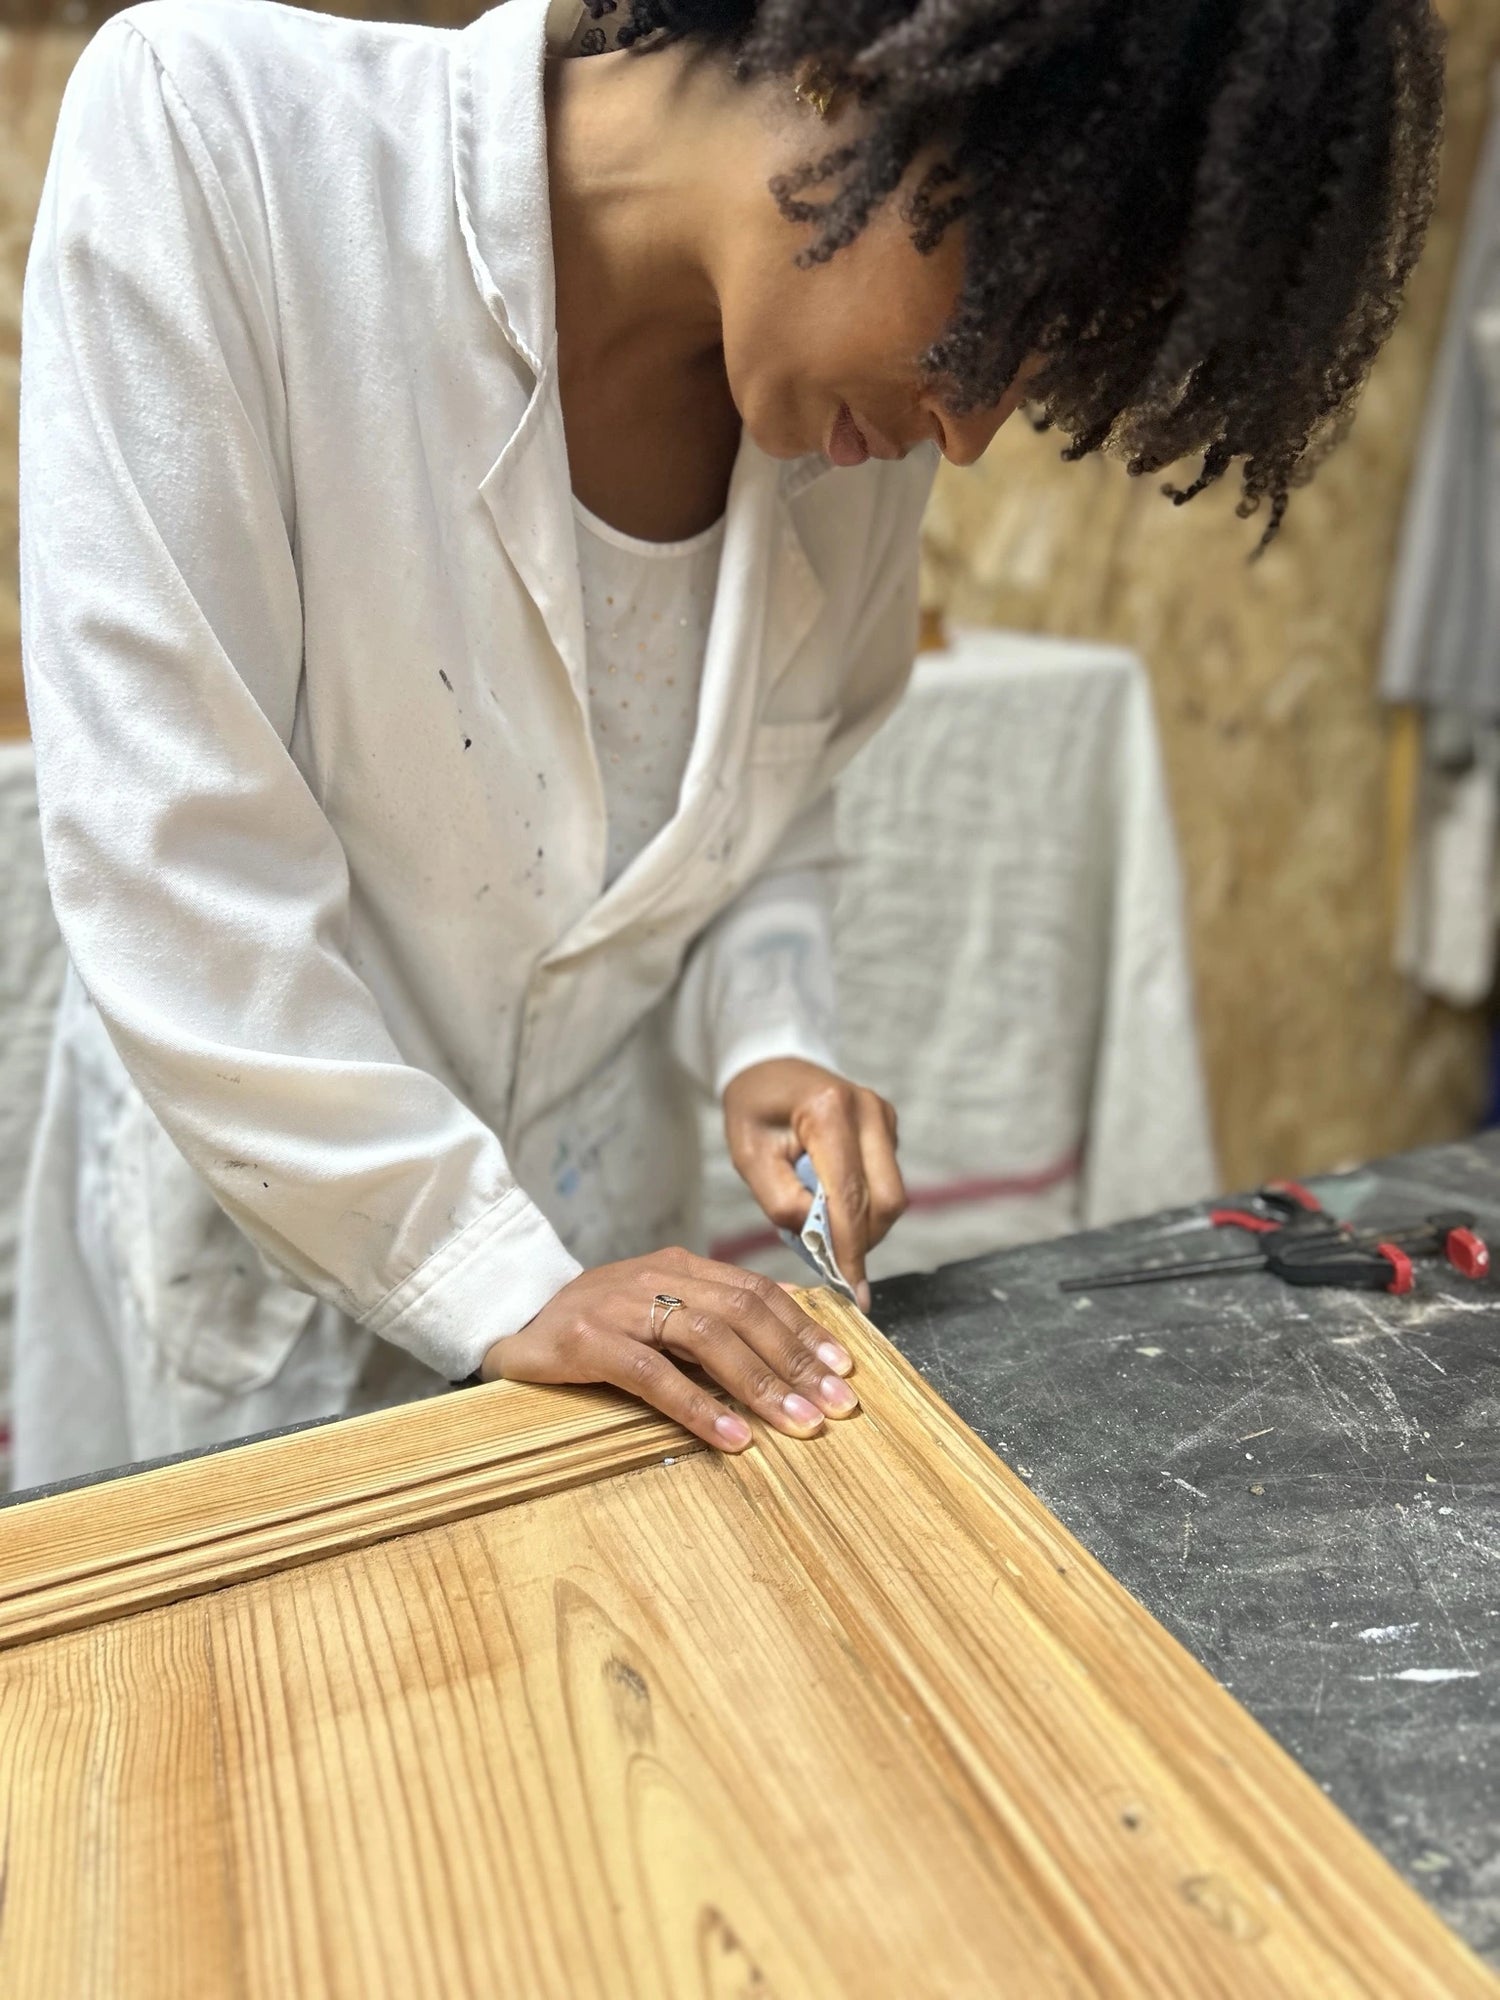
[794,60,841,121]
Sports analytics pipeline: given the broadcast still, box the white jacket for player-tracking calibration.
[16,0,932,1479]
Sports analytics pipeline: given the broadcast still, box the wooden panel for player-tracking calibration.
[0,1293,1490,1998]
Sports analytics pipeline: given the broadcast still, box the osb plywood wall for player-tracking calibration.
[1,1,1497,1182]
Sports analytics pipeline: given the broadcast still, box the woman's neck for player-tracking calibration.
[546,44,737,383]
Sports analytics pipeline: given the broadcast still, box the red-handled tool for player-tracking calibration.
[1210,1179,1330,1236]
[1434,1224,1490,1278]
[1268,1237,1415,1295]
[1384,1208,1496,1272]
[1060,1235,1416,1297]
[1313,1209,1488,1280]
[1061,1184,1493,1297]
[1209,1188,1490,1280]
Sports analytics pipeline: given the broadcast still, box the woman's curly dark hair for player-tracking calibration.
[614,0,1445,542]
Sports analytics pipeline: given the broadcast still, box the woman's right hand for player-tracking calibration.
[480,1247,859,1451]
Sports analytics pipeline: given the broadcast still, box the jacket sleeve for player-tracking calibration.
[19,19,581,1382]
[671,477,929,1099]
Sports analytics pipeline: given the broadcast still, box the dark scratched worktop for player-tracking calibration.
[875,1132,1500,1967]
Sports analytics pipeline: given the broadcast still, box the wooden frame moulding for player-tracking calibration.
[0,1376,702,1649]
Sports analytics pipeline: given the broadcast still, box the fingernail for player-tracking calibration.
[819,1374,860,1417]
[816,1339,853,1375]
[856,1282,872,1313]
[715,1412,752,1449]
[782,1393,824,1431]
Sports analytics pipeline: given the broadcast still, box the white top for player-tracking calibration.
[15,0,934,1477]
[574,499,724,888]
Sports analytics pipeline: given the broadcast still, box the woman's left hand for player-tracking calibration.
[721,1058,906,1311]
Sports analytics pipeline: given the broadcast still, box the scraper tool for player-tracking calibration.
[779,1153,858,1299]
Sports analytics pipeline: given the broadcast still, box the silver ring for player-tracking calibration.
[649,1293,684,1345]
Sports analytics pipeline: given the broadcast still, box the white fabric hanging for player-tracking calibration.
[1382,72,1500,1003]
[1382,72,1500,720]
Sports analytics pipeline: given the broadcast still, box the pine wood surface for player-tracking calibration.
[0,1293,1490,1999]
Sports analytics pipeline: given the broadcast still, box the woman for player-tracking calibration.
[16,0,1441,1483]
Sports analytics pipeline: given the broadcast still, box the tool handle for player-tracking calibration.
[1444,1226,1490,1279]
[1267,1240,1414,1294]
[1209,1207,1282,1235]
[1349,1213,1489,1278]
[1261,1178,1324,1216]
[1211,1180,1330,1237]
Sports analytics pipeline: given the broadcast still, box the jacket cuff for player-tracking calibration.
[360,1186,582,1381]
[713,1022,841,1102]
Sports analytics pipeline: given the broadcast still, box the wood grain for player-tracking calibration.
[0,1291,1490,1998]
[0,1378,701,1651]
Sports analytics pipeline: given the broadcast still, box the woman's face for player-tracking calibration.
[715,124,1025,470]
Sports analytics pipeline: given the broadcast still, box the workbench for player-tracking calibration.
[874,1129,1500,1967]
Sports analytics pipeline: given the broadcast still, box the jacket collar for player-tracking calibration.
[450,0,837,502]
[451,0,559,378]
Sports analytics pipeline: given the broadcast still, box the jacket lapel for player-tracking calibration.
[456,0,591,719]
[477,394,589,717]
[451,0,556,378]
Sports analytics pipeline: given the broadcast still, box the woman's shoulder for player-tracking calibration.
[54,0,463,263]
[76,1,452,153]
[97,0,435,70]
